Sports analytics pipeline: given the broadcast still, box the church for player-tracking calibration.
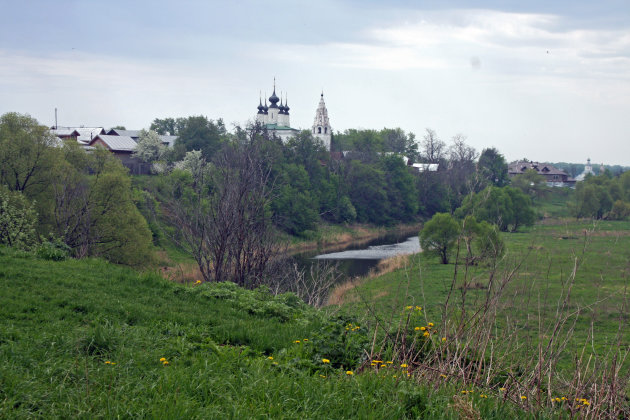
[255,81,332,150]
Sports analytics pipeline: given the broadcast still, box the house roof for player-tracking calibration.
[107,129,141,138]
[508,161,568,176]
[90,135,137,152]
[160,135,178,147]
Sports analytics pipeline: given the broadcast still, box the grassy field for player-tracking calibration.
[1,246,538,419]
[330,217,630,414]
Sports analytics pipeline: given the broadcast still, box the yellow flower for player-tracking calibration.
[346,371,354,375]
[428,322,434,327]
[372,360,383,364]
[420,326,426,331]
[194,280,202,284]
[319,375,326,378]
[322,359,330,364]
[159,357,166,362]
[267,356,273,360]
[405,305,413,310]
[499,387,506,391]
[272,362,278,365]
[520,396,527,400]
[480,394,488,398]
[423,332,430,337]
[442,337,447,342]
[415,306,422,311]
[104,361,111,364]
[303,339,308,342]
[440,374,447,378]
[414,326,420,331]
[294,340,301,344]
[400,363,408,368]
[163,361,169,365]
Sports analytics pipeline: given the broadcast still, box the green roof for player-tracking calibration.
[265,123,298,131]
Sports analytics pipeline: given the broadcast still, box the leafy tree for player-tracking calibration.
[167,115,227,160]
[446,134,479,209]
[382,128,418,160]
[381,154,418,222]
[0,185,38,250]
[460,215,505,265]
[150,118,177,135]
[420,212,460,264]
[511,169,550,201]
[346,160,389,224]
[478,147,508,188]
[457,186,535,232]
[0,112,58,194]
[271,163,319,235]
[134,129,166,165]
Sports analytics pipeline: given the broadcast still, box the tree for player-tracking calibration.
[478,147,508,188]
[150,118,177,135]
[460,215,505,265]
[345,160,389,224]
[420,212,460,264]
[457,186,535,232]
[134,129,166,165]
[0,112,58,195]
[0,185,38,250]
[382,128,419,160]
[420,128,446,164]
[446,134,480,209]
[162,130,281,288]
[511,169,550,201]
[381,154,419,222]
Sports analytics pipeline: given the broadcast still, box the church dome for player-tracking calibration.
[268,88,279,108]
[257,98,264,114]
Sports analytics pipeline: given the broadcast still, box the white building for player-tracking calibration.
[312,92,332,151]
[254,82,332,150]
[255,81,299,143]
[575,158,596,181]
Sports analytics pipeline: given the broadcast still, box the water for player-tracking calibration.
[292,233,420,279]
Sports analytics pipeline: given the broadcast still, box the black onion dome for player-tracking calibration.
[263,98,269,114]
[284,96,290,115]
[257,97,264,114]
[268,87,279,108]
[279,98,286,114]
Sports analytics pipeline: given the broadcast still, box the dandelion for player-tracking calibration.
[414,326,420,331]
[294,340,301,344]
[480,394,488,399]
[520,396,527,400]
[420,326,426,331]
[386,361,393,364]
[322,359,330,364]
[440,374,447,378]
[415,306,422,311]
[442,337,447,342]
[372,360,383,364]
[319,375,326,378]
[272,362,278,366]
[163,361,169,365]
[393,375,397,378]
[267,356,274,360]
[194,280,202,285]
[400,363,408,368]
[303,339,309,342]
[346,371,354,375]
[428,322,434,327]
[104,361,111,364]
[423,332,430,337]
[159,357,166,362]
[499,387,506,391]
[405,306,413,310]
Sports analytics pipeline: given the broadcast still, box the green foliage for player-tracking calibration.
[511,169,550,201]
[457,186,535,232]
[460,215,505,265]
[346,160,389,224]
[570,173,630,220]
[419,212,460,264]
[36,235,71,261]
[0,185,38,250]
[478,147,509,188]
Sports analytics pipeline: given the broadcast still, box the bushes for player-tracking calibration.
[0,186,37,250]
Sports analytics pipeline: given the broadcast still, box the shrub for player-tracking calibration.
[0,186,38,250]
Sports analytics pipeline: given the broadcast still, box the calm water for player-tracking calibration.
[293,233,420,279]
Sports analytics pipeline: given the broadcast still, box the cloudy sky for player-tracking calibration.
[1,0,629,164]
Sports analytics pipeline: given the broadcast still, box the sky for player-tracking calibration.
[1,0,629,165]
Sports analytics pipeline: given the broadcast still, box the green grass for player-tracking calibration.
[1,246,543,419]
[337,218,630,376]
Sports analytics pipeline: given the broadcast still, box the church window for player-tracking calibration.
[318,127,322,134]
[324,127,327,134]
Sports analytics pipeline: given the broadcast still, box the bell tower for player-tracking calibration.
[312,92,331,151]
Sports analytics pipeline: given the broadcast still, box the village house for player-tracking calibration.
[508,161,576,188]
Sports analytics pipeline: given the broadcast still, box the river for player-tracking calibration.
[292,232,420,279]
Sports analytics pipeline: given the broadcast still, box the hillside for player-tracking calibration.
[0,246,538,419]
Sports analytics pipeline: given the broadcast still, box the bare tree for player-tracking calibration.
[420,128,446,163]
[163,129,282,289]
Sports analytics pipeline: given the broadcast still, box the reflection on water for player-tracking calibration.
[314,236,420,260]
[292,234,420,279]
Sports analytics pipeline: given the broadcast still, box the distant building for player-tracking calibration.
[312,92,332,151]
[508,161,576,188]
[254,81,332,150]
[255,81,299,143]
[575,158,596,181]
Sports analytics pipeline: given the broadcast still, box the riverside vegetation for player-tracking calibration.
[2,112,630,417]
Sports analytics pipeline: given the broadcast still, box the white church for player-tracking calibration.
[255,81,332,150]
